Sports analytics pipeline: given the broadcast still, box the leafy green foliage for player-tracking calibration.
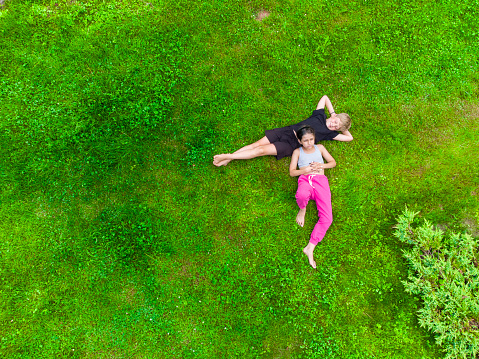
[395,209,479,359]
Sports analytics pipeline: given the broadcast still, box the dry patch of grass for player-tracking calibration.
[121,284,141,306]
[255,10,270,22]
[33,196,63,220]
[458,101,479,119]
[431,100,479,142]
[463,218,479,237]
[79,199,106,221]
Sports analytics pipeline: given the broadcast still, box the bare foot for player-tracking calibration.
[213,154,231,167]
[303,243,317,269]
[215,159,231,167]
[296,208,306,227]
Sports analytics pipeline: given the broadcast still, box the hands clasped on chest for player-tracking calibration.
[302,161,325,175]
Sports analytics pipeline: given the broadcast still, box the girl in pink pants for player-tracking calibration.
[289,125,336,268]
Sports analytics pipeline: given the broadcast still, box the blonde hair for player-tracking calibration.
[337,113,351,131]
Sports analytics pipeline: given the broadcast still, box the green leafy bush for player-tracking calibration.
[395,208,479,359]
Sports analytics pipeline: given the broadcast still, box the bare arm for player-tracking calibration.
[333,130,353,142]
[316,95,335,116]
[321,145,336,168]
[289,149,314,177]
[310,145,337,171]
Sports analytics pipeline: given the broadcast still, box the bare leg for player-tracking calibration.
[303,242,317,269]
[296,207,306,227]
[214,137,272,166]
[213,141,277,167]
[232,136,271,154]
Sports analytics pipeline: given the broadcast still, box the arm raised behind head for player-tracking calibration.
[316,95,335,116]
[333,130,353,142]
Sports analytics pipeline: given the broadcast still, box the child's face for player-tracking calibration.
[327,116,341,131]
[300,133,315,149]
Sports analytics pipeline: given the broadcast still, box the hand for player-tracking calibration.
[293,129,300,143]
[310,162,324,171]
[304,164,315,174]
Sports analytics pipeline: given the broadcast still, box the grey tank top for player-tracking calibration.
[298,145,324,168]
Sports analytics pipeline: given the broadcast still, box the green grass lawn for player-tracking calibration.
[1,0,478,357]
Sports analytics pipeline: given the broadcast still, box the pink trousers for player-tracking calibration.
[295,174,333,245]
